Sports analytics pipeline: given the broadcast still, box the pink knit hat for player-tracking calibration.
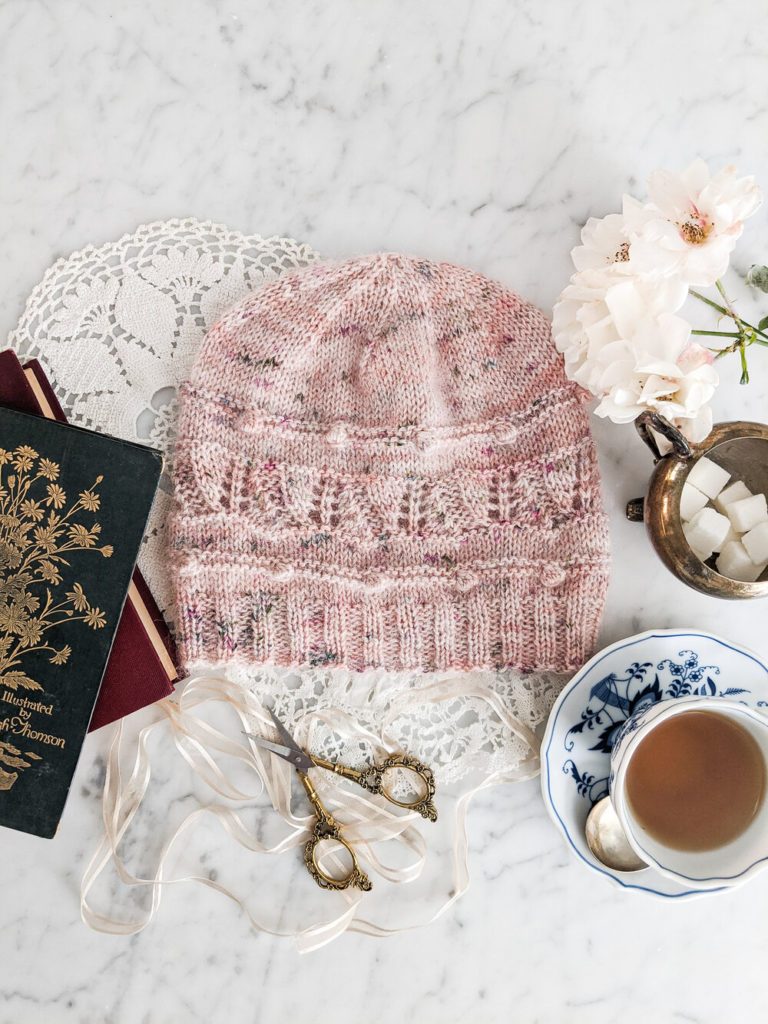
[170,254,610,675]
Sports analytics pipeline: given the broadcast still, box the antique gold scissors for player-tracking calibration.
[245,709,437,892]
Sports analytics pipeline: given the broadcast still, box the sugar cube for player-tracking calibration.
[714,480,752,514]
[686,507,732,553]
[683,521,714,562]
[716,540,768,583]
[726,493,768,534]
[686,456,731,499]
[742,521,768,565]
[679,482,709,521]
[721,524,739,548]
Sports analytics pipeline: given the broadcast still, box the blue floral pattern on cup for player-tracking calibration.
[562,650,750,804]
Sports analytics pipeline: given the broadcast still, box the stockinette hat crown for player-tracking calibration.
[170,253,610,674]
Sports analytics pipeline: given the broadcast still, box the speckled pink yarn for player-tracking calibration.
[170,254,610,674]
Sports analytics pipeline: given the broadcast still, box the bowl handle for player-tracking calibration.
[634,411,692,464]
[626,412,694,523]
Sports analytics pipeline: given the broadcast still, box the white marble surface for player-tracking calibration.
[3,1,768,1021]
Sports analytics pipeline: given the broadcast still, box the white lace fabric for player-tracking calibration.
[8,219,318,624]
[223,662,559,787]
[7,220,563,947]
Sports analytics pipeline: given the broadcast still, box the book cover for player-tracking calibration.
[0,405,162,837]
[0,349,178,730]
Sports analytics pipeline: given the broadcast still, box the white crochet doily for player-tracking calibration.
[7,219,318,622]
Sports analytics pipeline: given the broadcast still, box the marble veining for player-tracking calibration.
[3,0,768,1021]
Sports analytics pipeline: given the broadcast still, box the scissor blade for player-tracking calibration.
[253,712,314,774]
[243,733,296,762]
[268,708,305,753]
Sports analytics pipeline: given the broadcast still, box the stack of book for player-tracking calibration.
[0,350,178,837]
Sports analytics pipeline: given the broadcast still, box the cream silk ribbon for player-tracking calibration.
[81,673,541,952]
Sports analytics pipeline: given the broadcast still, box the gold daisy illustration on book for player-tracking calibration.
[0,444,113,791]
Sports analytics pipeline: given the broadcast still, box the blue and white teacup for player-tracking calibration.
[609,696,768,890]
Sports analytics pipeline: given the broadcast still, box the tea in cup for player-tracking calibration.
[609,696,768,888]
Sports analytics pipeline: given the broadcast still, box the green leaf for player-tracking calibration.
[746,265,768,293]
[759,317,768,333]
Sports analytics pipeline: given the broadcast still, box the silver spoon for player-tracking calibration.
[585,796,648,872]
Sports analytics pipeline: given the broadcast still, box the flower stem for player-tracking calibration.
[690,287,768,342]
[715,279,746,330]
[690,289,729,317]
[689,281,760,384]
[690,329,741,338]
[716,281,752,383]
[739,346,752,380]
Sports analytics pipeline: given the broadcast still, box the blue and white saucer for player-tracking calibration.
[541,629,768,899]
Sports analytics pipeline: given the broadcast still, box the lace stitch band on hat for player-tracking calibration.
[170,253,610,675]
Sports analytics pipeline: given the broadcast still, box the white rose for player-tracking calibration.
[629,159,762,287]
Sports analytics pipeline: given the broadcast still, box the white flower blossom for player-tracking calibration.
[553,271,713,441]
[552,159,759,442]
[629,159,762,286]
[594,342,718,443]
[553,271,687,389]
[570,197,651,276]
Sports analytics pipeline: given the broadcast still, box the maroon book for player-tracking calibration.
[0,349,178,730]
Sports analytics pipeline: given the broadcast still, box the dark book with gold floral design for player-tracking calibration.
[0,406,162,838]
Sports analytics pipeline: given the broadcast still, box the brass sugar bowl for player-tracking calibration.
[627,411,768,599]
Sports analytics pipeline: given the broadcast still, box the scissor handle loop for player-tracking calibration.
[358,755,438,822]
[303,816,372,892]
[298,772,372,892]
